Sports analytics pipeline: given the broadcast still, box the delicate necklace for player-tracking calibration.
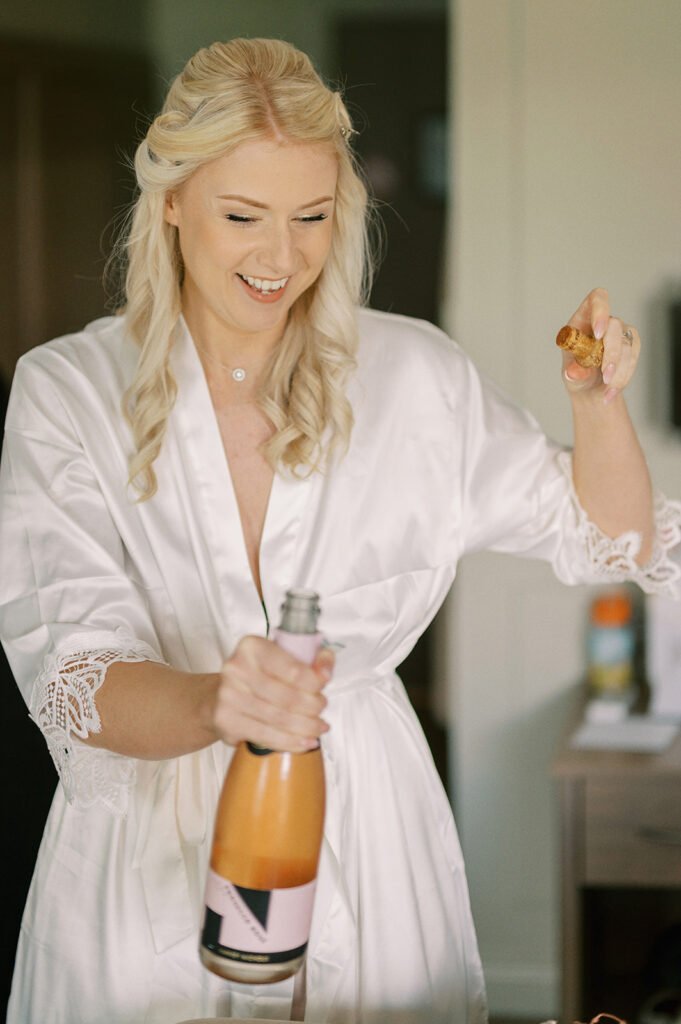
[194,342,248,382]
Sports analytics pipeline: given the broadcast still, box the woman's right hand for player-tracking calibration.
[211,636,333,752]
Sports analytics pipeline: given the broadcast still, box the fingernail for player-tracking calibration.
[564,374,587,391]
[594,320,607,340]
[602,362,616,385]
[603,387,618,405]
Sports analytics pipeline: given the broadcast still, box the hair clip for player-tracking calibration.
[340,125,358,140]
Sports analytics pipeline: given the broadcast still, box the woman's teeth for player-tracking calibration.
[239,274,289,293]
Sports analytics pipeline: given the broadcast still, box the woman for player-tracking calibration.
[1,37,679,1024]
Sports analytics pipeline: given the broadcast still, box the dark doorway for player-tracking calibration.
[0,36,152,1016]
[0,36,153,378]
[335,14,448,324]
[334,14,450,790]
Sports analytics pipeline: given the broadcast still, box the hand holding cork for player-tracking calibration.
[556,289,640,404]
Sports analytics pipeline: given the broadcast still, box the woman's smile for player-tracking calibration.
[236,272,291,303]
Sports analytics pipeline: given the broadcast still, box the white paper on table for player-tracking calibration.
[570,714,680,753]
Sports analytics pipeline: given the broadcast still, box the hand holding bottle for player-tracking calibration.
[201,590,329,984]
[211,634,333,753]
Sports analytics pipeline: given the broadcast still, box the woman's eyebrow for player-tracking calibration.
[216,193,334,209]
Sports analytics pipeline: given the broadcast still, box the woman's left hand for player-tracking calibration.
[562,287,641,404]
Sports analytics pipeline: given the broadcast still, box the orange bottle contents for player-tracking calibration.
[210,745,325,891]
[200,589,326,985]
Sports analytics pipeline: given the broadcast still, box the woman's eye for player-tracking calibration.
[225,212,328,224]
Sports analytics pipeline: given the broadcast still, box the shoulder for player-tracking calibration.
[16,315,136,385]
[7,315,138,433]
[354,307,475,405]
[357,306,454,354]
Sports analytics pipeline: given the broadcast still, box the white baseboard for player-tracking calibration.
[484,963,559,1020]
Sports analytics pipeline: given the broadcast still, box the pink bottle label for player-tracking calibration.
[202,869,317,963]
[272,629,323,664]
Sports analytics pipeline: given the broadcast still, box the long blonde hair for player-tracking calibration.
[116,37,374,500]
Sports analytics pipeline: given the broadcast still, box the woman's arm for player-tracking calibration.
[85,637,332,760]
[562,288,654,565]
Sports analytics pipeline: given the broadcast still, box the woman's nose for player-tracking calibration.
[260,223,295,272]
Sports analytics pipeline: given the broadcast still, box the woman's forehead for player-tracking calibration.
[195,138,339,204]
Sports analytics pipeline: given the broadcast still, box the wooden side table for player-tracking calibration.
[552,721,681,1023]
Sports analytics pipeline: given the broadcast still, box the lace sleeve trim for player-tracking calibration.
[29,627,163,815]
[558,450,681,597]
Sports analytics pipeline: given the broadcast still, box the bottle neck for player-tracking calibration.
[278,589,320,634]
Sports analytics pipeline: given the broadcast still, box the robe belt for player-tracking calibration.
[325,670,392,698]
[131,673,390,956]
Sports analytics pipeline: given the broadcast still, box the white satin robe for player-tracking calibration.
[1,308,679,1024]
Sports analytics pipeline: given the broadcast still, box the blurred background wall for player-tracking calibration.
[447,0,681,1016]
[1,1,681,1020]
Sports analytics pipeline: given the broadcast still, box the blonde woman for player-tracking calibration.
[1,37,679,1024]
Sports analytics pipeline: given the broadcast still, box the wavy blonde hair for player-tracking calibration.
[116,37,374,499]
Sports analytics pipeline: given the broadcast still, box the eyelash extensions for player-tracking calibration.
[226,213,328,224]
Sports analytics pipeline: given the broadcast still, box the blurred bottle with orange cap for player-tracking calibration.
[587,588,636,698]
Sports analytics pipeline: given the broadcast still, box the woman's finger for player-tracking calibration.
[601,318,640,402]
[218,705,322,753]
[568,286,610,339]
[232,634,328,693]
[219,658,328,721]
[221,685,328,738]
[562,352,597,390]
[214,674,329,750]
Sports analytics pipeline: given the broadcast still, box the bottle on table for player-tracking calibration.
[200,588,326,984]
[587,588,636,701]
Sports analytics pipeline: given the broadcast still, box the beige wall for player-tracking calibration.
[446,0,681,1016]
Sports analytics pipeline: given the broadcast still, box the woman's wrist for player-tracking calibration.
[568,379,654,565]
[196,671,223,745]
[567,379,628,424]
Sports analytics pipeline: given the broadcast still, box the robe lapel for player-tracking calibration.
[168,318,263,643]
[259,462,318,632]
[169,317,317,641]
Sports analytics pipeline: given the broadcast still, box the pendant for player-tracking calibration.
[232,368,246,383]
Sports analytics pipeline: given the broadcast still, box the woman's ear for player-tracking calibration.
[164,191,180,227]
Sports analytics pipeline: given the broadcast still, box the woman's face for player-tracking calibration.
[164,137,339,348]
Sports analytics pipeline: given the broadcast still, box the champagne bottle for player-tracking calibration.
[200,589,326,984]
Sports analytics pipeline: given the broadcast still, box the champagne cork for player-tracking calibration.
[556,325,604,369]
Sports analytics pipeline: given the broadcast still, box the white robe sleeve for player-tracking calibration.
[457,355,681,596]
[0,357,164,815]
